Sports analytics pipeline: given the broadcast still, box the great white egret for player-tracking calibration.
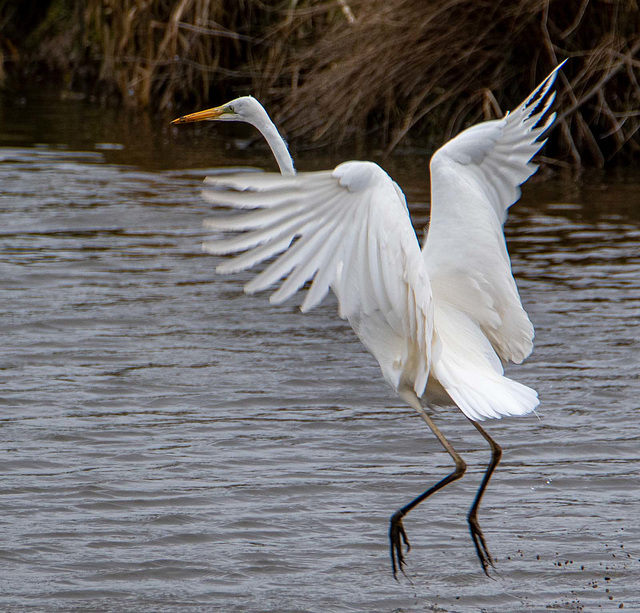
[172,62,564,578]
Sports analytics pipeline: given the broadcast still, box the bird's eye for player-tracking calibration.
[227,105,235,113]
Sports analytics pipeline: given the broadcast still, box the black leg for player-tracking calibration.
[389,405,467,579]
[467,419,502,576]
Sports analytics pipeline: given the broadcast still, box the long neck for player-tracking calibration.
[250,108,296,176]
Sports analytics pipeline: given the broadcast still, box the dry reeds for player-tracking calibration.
[274,0,640,165]
[3,0,639,165]
[79,0,275,109]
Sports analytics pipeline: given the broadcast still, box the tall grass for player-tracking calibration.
[2,0,638,165]
[276,0,640,165]
[77,0,275,109]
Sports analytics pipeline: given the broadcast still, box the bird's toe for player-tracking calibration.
[389,512,411,579]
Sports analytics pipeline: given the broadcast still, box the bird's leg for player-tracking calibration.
[390,406,467,579]
[467,419,502,576]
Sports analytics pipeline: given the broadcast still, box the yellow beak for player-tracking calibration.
[171,106,225,124]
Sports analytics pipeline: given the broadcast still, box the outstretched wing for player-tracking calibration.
[424,62,563,366]
[202,161,434,397]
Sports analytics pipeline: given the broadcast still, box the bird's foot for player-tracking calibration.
[468,514,496,577]
[389,511,411,579]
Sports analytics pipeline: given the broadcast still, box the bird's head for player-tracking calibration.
[171,96,262,125]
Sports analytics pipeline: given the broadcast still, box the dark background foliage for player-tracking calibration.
[1,0,639,165]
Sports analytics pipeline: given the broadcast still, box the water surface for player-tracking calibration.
[1,89,639,611]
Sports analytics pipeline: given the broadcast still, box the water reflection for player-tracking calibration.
[0,88,639,612]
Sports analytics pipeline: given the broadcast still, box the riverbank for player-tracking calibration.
[1,0,638,165]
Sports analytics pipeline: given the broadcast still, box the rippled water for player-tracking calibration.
[1,90,639,611]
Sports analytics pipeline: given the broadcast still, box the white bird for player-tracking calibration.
[172,62,564,578]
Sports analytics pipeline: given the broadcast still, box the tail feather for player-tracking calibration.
[433,355,539,421]
[430,306,539,421]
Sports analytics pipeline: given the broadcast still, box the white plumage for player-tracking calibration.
[197,65,562,421]
[202,162,433,399]
[171,61,565,577]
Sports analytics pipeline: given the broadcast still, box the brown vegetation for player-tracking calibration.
[276,0,640,166]
[1,0,639,165]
